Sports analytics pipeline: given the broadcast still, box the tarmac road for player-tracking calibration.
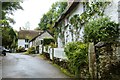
[1,53,68,78]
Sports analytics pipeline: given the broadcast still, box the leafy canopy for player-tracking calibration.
[38,2,67,31]
[1,2,23,49]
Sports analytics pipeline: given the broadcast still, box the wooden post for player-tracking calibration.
[88,43,96,79]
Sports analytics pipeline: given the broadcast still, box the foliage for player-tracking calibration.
[64,41,88,77]
[84,17,119,44]
[56,2,110,45]
[50,42,57,48]
[43,38,55,46]
[38,2,67,37]
[1,2,23,49]
[80,2,110,25]
[69,14,81,41]
[70,14,81,29]
[25,46,35,54]
[2,2,23,20]
[1,27,18,48]
[16,46,25,52]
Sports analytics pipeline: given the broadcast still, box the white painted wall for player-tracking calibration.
[69,3,84,20]
[18,39,25,48]
[58,3,84,48]
[104,0,119,23]
[38,31,53,39]
[29,42,32,47]
[58,35,64,48]
[58,1,120,48]
[18,39,29,50]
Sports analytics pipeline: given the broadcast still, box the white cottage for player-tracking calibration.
[29,30,54,53]
[18,30,42,50]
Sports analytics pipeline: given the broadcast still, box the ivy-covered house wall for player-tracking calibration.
[57,2,85,48]
[57,0,120,48]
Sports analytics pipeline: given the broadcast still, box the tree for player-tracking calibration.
[1,27,17,48]
[38,2,67,32]
[2,2,23,20]
[1,2,23,49]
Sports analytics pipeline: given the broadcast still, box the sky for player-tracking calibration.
[9,0,59,31]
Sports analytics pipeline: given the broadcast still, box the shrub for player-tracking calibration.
[84,17,119,44]
[43,38,55,46]
[64,41,88,78]
[16,46,25,52]
[25,46,35,54]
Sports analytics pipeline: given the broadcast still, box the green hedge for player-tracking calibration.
[64,41,88,78]
[25,46,35,54]
[16,46,25,52]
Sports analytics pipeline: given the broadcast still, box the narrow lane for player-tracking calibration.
[2,53,68,78]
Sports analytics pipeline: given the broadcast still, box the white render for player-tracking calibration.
[32,31,53,47]
[104,0,119,23]
[58,35,64,48]
[29,42,32,48]
[18,39,25,48]
[29,31,54,53]
[39,31,53,39]
[18,39,29,50]
[57,1,120,48]
[58,2,85,48]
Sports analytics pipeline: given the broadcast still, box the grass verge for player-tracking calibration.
[38,53,74,77]
[52,63,75,78]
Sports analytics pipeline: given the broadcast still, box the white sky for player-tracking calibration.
[10,0,59,31]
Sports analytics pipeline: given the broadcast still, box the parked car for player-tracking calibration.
[0,46,6,56]
[4,48,11,53]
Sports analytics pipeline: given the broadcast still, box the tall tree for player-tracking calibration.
[38,2,67,32]
[1,2,23,49]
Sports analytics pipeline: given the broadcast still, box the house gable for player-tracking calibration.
[38,31,53,40]
[30,30,54,46]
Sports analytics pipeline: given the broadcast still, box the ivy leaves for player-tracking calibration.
[84,17,119,43]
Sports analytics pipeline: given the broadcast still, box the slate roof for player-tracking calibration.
[18,30,43,40]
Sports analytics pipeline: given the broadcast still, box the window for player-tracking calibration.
[25,39,29,42]
[25,45,28,48]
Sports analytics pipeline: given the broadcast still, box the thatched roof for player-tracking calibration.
[18,30,43,40]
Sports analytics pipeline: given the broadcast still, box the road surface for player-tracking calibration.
[1,53,68,78]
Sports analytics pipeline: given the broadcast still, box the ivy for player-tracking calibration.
[79,2,110,25]
[84,17,119,44]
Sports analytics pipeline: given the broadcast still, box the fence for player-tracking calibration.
[42,46,67,60]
